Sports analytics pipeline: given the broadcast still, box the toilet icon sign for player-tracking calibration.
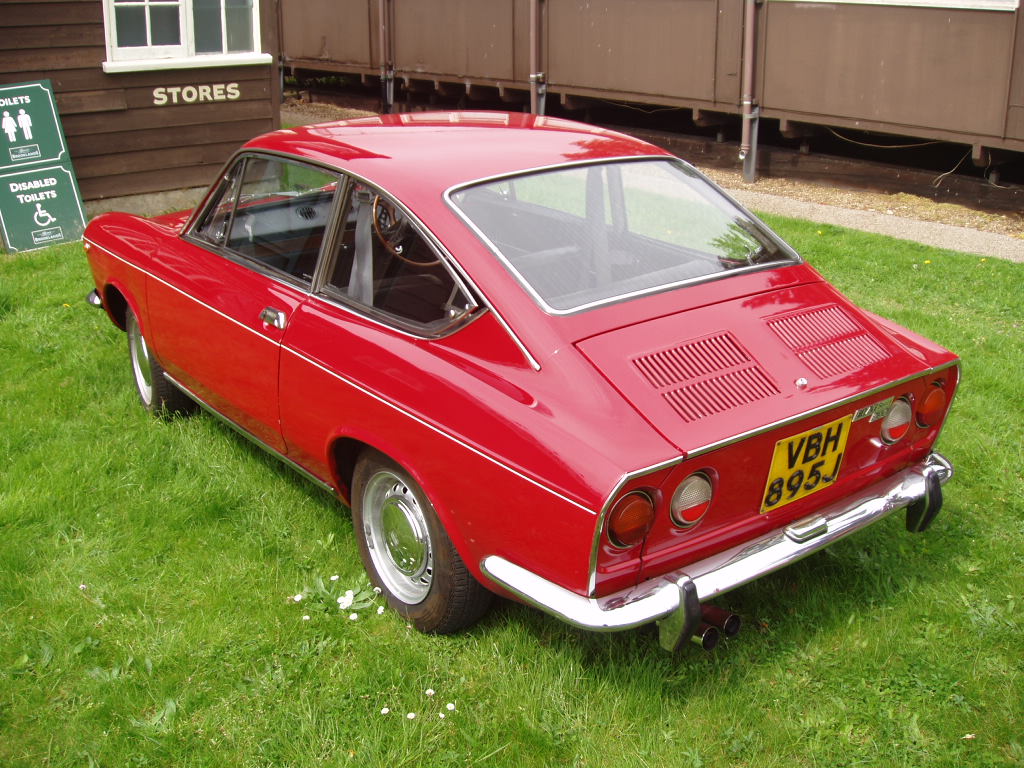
[33,202,56,227]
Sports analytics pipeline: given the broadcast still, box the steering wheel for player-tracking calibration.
[371,195,440,267]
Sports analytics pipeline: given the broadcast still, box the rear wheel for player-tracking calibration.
[126,308,196,417]
[352,450,492,633]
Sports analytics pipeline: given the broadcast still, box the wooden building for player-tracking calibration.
[2,0,280,205]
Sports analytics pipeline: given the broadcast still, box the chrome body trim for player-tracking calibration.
[89,241,585,512]
[280,346,596,515]
[586,455,684,595]
[483,452,953,650]
[163,373,336,495]
[685,360,960,459]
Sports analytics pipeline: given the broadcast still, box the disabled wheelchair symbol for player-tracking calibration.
[33,203,56,227]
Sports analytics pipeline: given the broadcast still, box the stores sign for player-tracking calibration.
[152,83,241,106]
[0,80,86,253]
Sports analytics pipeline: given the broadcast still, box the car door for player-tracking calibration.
[146,153,343,453]
[277,179,483,482]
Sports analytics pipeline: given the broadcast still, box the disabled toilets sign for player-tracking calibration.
[0,80,86,252]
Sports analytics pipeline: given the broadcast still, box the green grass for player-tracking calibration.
[1,222,1022,767]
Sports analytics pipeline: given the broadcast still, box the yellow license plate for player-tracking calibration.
[761,414,853,513]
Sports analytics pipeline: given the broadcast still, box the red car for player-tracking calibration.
[84,112,958,651]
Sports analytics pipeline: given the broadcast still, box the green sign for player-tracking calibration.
[0,79,86,252]
[0,165,86,250]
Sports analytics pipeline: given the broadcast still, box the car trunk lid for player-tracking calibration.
[574,280,930,456]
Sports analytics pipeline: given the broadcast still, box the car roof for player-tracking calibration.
[242,111,671,200]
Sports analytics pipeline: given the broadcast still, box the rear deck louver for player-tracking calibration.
[767,304,889,379]
[633,333,780,423]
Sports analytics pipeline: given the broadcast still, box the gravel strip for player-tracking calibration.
[732,189,1023,263]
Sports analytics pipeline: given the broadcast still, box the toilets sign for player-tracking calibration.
[0,79,86,252]
[0,81,68,167]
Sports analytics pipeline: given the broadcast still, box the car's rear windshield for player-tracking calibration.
[448,158,798,313]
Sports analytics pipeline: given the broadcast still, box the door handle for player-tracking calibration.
[259,307,287,330]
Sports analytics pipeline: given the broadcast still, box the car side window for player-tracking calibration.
[321,182,477,332]
[191,154,340,286]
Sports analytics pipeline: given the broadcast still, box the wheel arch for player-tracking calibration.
[328,433,489,587]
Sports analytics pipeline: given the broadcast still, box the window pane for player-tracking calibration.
[115,6,148,47]
[225,0,254,52]
[149,4,181,45]
[227,157,339,284]
[193,0,224,53]
[193,161,244,247]
[452,159,795,313]
[325,184,473,330]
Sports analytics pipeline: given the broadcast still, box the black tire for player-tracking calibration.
[352,449,492,634]
[126,308,197,417]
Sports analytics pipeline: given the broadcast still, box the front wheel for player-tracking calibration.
[352,450,492,633]
[126,308,196,417]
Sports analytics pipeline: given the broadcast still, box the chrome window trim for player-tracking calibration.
[444,156,802,317]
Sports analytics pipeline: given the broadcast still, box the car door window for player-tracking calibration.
[191,154,340,286]
[320,182,477,333]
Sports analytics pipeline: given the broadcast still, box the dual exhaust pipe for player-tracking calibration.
[691,604,742,651]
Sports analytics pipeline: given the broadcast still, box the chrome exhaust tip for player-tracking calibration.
[702,604,742,638]
[690,622,720,651]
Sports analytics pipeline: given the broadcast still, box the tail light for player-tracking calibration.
[607,492,655,549]
[916,385,947,427]
[881,397,913,444]
[670,473,713,528]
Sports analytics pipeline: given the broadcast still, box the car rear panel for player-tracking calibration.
[577,279,959,595]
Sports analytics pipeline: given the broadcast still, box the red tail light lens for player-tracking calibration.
[607,492,655,549]
[916,386,947,427]
[670,473,713,528]
[881,397,913,444]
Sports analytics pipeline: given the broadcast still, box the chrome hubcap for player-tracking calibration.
[363,471,433,604]
[127,314,153,406]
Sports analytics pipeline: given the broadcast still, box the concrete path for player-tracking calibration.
[729,189,1023,263]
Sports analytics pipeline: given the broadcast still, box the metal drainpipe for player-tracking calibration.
[529,0,546,115]
[739,0,759,182]
[378,0,394,113]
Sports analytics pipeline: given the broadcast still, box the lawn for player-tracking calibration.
[1,219,1021,767]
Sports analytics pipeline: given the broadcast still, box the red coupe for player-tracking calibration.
[84,112,958,651]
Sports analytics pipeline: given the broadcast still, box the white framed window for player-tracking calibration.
[102,0,272,73]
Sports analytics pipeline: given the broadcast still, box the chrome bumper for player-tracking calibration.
[481,452,952,651]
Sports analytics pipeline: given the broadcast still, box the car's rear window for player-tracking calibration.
[449,159,798,313]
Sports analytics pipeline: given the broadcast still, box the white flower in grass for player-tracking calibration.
[349,613,359,621]
[425,689,435,697]
[330,574,339,581]
[380,707,390,715]
[445,703,455,711]
[377,606,385,615]
[439,713,446,719]
[79,584,87,591]
[293,593,303,602]
[373,587,382,594]
[302,615,310,621]
[406,712,416,720]
[337,590,354,610]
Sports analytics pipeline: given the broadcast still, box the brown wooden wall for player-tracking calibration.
[759,3,1021,145]
[2,0,280,202]
[279,0,1024,155]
